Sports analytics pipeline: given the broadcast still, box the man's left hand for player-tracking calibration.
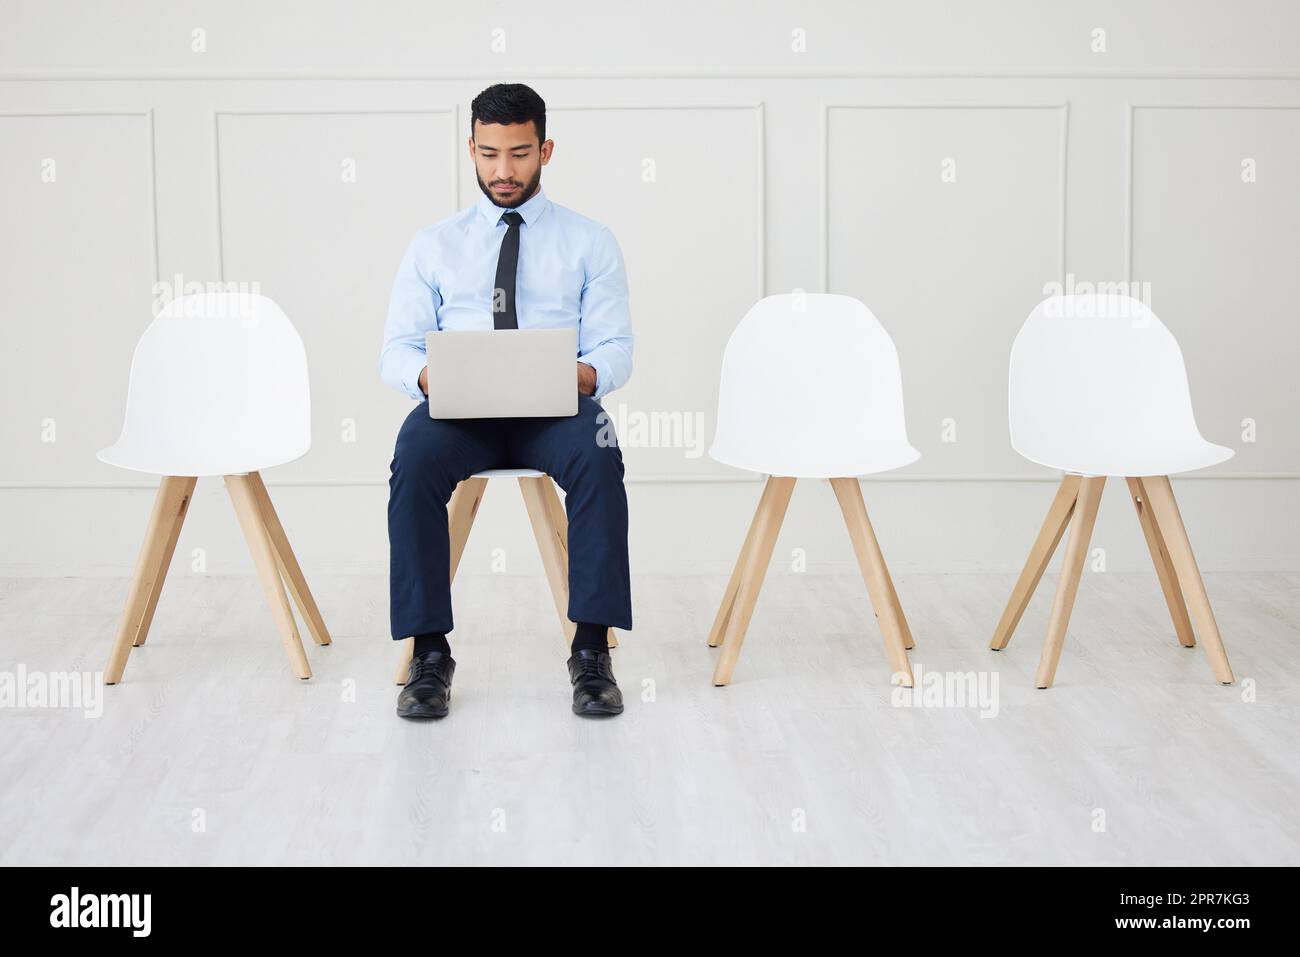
[577,361,597,396]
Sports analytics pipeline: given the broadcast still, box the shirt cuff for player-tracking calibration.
[580,355,611,400]
[400,349,427,402]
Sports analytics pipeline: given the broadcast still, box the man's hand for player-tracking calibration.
[577,361,597,396]
[418,366,429,396]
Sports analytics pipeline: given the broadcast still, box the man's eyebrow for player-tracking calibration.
[478,143,534,151]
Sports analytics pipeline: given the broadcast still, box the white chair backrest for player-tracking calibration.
[1009,293,1230,476]
[99,292,310,476]
[709,293,918,478]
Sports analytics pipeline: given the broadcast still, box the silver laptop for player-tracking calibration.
[425,328,579,419]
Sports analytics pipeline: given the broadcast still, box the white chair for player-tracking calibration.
[392,469,616,685]
[707,293,919,687]
[98,292,331,683]
[991,293,1235,687]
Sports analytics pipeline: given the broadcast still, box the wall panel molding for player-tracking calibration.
[819,102,1069,292]
[1123,101,1300,283]
[1124,101,1300,479]
[0,108,160,281]
[212,106,460,281]
[549,102,767,299]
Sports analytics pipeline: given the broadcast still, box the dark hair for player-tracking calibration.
[471,83,546,144]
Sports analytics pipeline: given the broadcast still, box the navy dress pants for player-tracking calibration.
[387,395,632,640]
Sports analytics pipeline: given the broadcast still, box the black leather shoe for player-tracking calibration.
[397,651,455,719]
[567,650,624,717]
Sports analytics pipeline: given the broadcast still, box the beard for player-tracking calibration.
[477,165,543,209]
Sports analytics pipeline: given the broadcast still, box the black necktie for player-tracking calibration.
[493,211,524,329]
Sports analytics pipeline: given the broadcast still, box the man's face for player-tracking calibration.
[470,119,552,208]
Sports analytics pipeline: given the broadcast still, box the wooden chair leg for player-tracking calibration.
[879,539,916,651]
[132,476,196,649]
[245,471,332,648]
[708,478,776,648]
[448,476,489,579]
[712,476,796,686]
[104,476,197,684]
[990,474,1081,650]
[830,477,914,687]
[536,477,617,649]
[395,476,487,685]
[1126,477,1196,648]
[519,475,577,652]
[1034,475,1105,689]
[1140,476,1234,684]
[226,474,311,680]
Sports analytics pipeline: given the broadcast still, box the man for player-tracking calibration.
[380,83,634,720]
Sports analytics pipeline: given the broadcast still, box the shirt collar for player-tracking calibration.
[477,184,550,227]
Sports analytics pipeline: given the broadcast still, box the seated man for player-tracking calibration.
[379,82,634,721]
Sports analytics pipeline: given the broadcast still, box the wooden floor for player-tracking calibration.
[1,570,1297,866]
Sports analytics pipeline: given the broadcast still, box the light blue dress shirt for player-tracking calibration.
[380,186,634,402]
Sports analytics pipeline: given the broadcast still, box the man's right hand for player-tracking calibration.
[418,366,429,396]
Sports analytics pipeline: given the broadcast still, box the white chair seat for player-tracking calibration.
[472,467,546,478]
[711,440,920,479]
[96,439,307,477]
[1018,438,1234,479]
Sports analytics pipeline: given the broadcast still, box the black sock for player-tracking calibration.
[571,621,609,655]
[413,632,450,656]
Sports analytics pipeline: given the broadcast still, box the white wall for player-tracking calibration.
[1,0,1298,581]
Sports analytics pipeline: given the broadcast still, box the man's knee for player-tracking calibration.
[559,434,625,489]
[392,419,464,487]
